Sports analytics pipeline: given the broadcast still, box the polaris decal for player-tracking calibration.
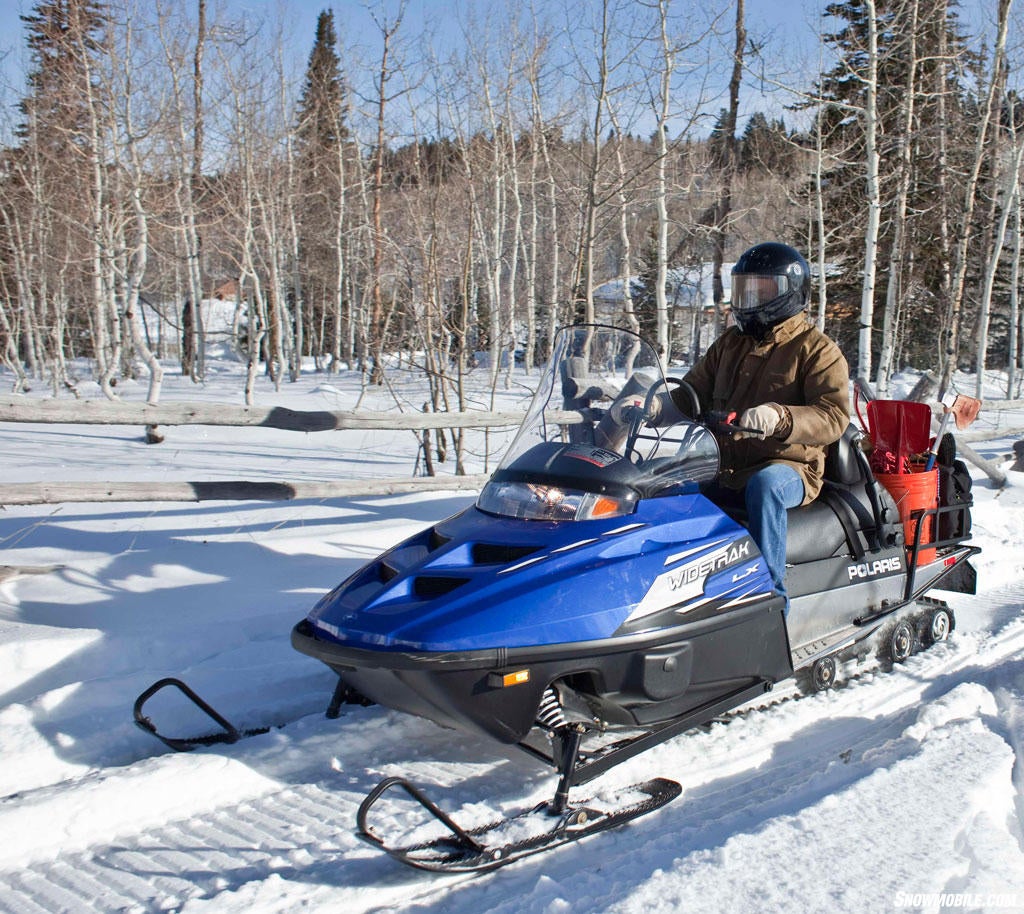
[626,536,769,623]
[847,555,903,580]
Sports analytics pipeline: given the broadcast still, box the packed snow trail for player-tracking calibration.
[1,583,1022,914]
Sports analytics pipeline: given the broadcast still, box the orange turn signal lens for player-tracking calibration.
[502,670,530,687]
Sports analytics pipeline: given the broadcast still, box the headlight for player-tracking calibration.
[477,480,635,521]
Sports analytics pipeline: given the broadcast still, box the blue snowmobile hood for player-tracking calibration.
[306,494,772,652]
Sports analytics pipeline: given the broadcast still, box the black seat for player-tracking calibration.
[786,424,878,564]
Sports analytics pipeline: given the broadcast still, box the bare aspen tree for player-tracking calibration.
[975,116,1024,397]
[472,59,509,389]
[0,161,43,386]
[1009,177,1022,397]
[191,0,206,379]
[519,32,555,374]
[281,58,303,383]
[940,0,1012,393]
[609,105,639,338]
[812,86,828,333]
[652,0,678,358]
[72,2,121,399]
[857,0,881,382]
[875,0,920,394]
[931,0,955,376]
[156,0,206,380]
[709,0,744,346]
[111,2,163,403]
[532,69,562,356]
[502,52,523,390]
[332,84,353,372]
[369,7,405,384]
[574,0,615,327]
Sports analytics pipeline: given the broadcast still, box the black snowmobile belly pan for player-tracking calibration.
[292,593,791,744]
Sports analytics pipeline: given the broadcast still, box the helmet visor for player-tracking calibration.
[731,273,798,312]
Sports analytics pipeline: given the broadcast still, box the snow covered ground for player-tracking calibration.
[1,359,1024,914]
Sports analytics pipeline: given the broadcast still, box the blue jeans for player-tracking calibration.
[743,464,804,604]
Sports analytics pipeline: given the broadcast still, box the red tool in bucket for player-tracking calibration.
[864,399,932,473]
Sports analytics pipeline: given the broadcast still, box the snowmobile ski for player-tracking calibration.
[133,677,271,752]
[356,774,682,874]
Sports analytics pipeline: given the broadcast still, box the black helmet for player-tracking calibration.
[730,242,810,337]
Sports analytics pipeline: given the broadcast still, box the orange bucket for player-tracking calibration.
[876,467,939,564]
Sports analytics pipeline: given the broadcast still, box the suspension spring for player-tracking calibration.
[536,687,567,731]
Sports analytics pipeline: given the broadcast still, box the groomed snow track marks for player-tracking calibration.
[0,784,377,914]
[1,585,1022,914]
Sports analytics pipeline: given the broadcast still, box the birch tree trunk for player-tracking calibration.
[857,0,881,382]
[875,0,919,395]
[940,0,1012,393]
[710,0,744,348]
[654,0,674,359]
[369,15,402,384]
[116,11,163,404]
[1009,181,1022,397]
[975,133,1024,398]
[576,0,614,328]
[813,97,828,333]
[192,0,207,381]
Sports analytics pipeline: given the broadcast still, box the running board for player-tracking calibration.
[855,544,980,628]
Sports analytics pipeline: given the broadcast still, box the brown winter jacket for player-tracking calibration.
[677,312,851,505]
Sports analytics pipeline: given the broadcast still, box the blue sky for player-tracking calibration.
[0,0,1004,127]
[0,0,838,87]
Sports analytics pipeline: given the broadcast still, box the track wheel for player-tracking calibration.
[887,619,916,664]
[929,605,950,642]
[810,656,838,692]
[796,655,838,694]
[925,601,954,646]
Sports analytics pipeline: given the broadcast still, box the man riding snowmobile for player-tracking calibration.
[627,241,849,606]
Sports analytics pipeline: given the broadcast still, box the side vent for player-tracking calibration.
[379,562,400,583]
[472,543,542,565]
[413,575,469,598]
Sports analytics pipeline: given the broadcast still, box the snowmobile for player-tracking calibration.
[288,323,978,872]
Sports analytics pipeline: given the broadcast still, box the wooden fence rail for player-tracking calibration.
[1,393,1016,503]
[0,475,492,507]
[0,399,576,505]
[0,399,587,431]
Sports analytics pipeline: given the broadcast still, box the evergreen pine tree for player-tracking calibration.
[294,10,350,362]
[15,0,109,360]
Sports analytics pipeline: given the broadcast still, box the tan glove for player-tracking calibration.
[737,403,786,438]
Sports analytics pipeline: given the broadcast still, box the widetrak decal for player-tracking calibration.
[847,555,903,580]
[626,536,769,623]
[666,540,752,591]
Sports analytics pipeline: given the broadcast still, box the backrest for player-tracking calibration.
[824,423,867,487]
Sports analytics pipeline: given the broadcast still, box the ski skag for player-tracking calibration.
[356,775,681,874]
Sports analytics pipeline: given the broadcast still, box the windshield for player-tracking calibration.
[478,325,719,519]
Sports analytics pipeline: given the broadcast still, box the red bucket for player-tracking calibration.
[876,467,939,564]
